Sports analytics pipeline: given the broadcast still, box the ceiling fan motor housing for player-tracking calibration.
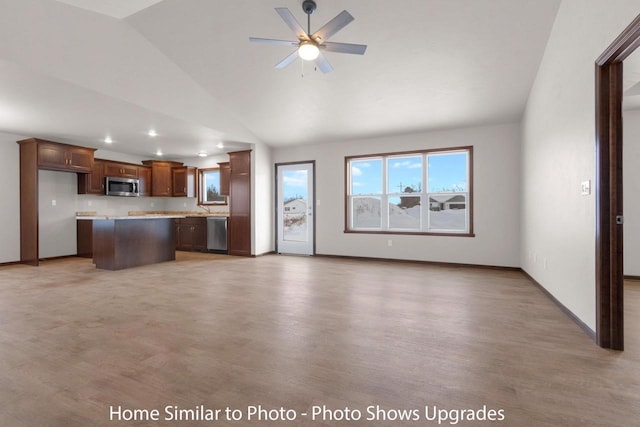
[302,0,317,15]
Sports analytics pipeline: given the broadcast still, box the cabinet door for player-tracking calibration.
[193,219,207,250]
[138,166,152,196]
[228,150,252,256]
[78,159,105,194]
[218,162,230,196]
[152,163,173,196]
[67,147,94,172]
[37,143,66,169]
[104,162,138,179]
[172,167,187,197]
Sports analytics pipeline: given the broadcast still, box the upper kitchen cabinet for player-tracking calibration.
[30,138,95,173]
[137,166,152,197]
[104,161,138,179]
[142,160,184,197]
[77,159,105,195]
[218,162,230,196]
[172,166,196,197]
[17,138,97,266]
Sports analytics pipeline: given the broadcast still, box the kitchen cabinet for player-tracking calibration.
[76,220,93,258]
[77,159,105,195]
[37,140,95,173]
[137,166,152,197]
[142,160,183,197]
[17,138,96,265]
[218,162,230,196]
[228,150,252,256]
[172,166,196,197]
[104,161,138,179]
[175,217,207,251]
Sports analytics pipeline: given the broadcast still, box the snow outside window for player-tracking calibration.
[346,148,472,235]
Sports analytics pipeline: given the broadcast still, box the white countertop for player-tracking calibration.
[76,215,187,220]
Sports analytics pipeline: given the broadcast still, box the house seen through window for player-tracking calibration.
[346,147,473,235]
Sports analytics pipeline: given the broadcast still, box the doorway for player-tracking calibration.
[595,14,640,350]
[275,161,315,255]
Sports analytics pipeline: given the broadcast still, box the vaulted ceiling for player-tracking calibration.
[0,0,563,159]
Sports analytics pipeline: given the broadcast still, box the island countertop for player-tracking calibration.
[76,215,187,220]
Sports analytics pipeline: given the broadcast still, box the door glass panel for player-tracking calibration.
[283,170,308,242]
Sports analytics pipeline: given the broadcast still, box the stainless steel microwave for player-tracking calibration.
[105,176,140,197]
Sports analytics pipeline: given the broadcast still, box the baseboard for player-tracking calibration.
[314,253,521,271]
[521,269,596,341]
[0,260,22,267]
[625,275,640,282]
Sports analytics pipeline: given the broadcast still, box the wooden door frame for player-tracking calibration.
[274,161,316,255]
[595,14,640,350]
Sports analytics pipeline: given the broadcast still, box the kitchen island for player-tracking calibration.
[77,215,185,270]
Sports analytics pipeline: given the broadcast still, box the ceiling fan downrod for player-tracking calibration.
[302,0,317,35]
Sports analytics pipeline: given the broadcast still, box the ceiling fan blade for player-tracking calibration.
[275,8,309,41]
[315,53,333,74]
[275,50,300,69]
[249,37,299,47]
[322,42,367,55]
[311,10,354,42]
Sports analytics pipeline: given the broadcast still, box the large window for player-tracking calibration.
[199,168,226,205]
[346,147,473,235]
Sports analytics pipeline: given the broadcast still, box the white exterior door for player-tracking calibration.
[276,162,314,255]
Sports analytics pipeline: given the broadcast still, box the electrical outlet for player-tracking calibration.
[544,258,548,270]
[387,239,393,247]
[51,200,56,206]
[87,200,92,207]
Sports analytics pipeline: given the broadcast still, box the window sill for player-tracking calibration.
[344,230,475,237]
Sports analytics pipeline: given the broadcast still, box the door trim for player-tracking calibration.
[274,161,316,255]
[594,14,640,350]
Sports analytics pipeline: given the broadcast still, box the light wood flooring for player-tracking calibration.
[0,253,638,426]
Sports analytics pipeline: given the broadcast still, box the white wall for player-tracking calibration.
[0,132,24,263]
[521,0,640,331]
[624,108,640,277]
[272,123,521,267]
[253,142,274,256]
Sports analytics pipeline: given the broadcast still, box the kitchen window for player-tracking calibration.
[345,146,473,236]
[199,168,227,205]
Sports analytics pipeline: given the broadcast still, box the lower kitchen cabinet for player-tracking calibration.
[175,217,207,251]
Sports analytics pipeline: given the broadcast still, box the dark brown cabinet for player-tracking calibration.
[17,138,96,265]
[142,160,183,197]
[36,140,94,173]
[138,166,152,197]
[228,150,252,257]
[218,162,230,196]
[172,166,196,197]
[175,217,207,251]
[104,162,138,179]
[76,220,93,258]
[77,159,105,195]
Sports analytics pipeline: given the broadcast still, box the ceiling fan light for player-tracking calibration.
[298,43,319,61]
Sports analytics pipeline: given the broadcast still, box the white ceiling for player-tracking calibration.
[0,0,563,159]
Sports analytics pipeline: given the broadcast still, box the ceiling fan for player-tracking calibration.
[249,0,367,73]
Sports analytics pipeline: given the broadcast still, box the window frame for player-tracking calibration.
[198,167,227,206]
[344,146,474,237]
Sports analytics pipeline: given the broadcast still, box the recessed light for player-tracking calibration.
[104,136,113,144]
[156,150,163,156]
[198,152,208,157]
[148,130,158,137]
[216,142,224,149]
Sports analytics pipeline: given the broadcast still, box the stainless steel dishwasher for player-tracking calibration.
[206,217,228,253]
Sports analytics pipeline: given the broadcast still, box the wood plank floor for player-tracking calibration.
[0,253,638,426]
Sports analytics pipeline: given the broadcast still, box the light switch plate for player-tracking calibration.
[581,180,591,195]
